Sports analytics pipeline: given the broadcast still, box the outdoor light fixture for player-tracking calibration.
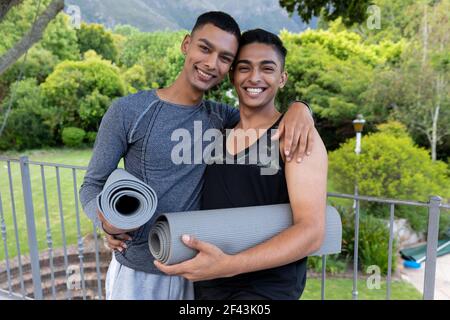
[352,114,366,133]
[353,114,365,155]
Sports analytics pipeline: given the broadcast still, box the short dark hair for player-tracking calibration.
[237,28,287,68]
[192,11,241,41]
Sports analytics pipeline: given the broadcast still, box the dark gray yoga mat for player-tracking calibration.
[96,168,158,230]
[149,204,341,265]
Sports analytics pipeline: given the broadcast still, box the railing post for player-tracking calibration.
[423,196,441,300]
[19,156,43,300]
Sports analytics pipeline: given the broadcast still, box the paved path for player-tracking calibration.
[400,254,450,300]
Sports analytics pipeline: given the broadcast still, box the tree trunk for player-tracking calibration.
[422,4,429,66]
[431,72,444,162]
[431,105,439,161]
[0,0,65,76]
[0,0,23,21]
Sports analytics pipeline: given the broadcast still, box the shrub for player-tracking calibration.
[41,52,125,137]
[340,206,398,275]
[0,78,53,150]
[329,121,450,234]
[62,127,85,147]
[307,254,348,275]
[85,131,97,145]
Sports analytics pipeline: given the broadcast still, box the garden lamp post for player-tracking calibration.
[352,114,365,300]
[353,114,365,155]
[352,114,365,204]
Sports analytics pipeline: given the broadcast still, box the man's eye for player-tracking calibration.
[239,67,249,72]
[199,45,209,52]
[220,56,232,64]
[263,67,274,72]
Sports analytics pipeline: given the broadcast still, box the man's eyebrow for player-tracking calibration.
[236,59,278,66]
[235,59,251,65]
[260,60,278,66]
[198,38,235,58]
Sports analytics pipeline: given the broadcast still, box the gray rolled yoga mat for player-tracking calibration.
[97,168,158,230]
[149,204,341,265]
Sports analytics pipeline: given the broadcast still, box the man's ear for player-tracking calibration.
[279,71,288,89]
[181,34,191,55]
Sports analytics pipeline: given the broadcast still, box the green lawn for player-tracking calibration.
[0,148,104,260]
[301,277,422,300]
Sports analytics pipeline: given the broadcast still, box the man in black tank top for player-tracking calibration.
[155,29,328,300]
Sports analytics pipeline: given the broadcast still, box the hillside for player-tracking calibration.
[65,0,316,33]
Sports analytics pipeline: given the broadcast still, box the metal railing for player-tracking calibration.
[0,155,448,300]
[0,156,104,300]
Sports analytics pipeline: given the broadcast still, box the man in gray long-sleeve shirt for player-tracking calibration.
[79,11,315,300]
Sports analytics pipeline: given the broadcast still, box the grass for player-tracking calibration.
[0,148,104,261]
[301,277,422,300]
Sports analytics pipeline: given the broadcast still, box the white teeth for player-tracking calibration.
[198,69,212,79]
[246,88,263,95]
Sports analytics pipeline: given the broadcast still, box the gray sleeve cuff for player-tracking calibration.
[84,197,101,229]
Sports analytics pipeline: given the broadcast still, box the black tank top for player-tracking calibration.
[196,115,307,300]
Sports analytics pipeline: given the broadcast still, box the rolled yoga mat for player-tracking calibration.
[96,168,158,230]
[149,204,341,265]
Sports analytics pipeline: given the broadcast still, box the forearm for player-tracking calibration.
[230,220,323,276]
[79,100,128,227]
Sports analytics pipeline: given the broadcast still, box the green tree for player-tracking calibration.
[1,45,59,84]
[119,31,185,68]
[366,1,449,161]
[0,78,53,150]
[122,64,149,94]
[113,24,139,37]
[41,12,80,61]
[41,50,126,137]
[0,0,65,75]
[328,121,450,233]
[77,22,118,63]
[279,0,372,26]
[277,24,402,148]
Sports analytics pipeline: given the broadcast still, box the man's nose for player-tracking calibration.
[248,69,262,84]
[204,52,219,70]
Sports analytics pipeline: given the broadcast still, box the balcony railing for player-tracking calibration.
[0,156,448,300]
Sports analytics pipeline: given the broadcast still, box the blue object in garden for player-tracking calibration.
[401,238,450,269]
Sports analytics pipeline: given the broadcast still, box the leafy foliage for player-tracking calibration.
[340,206,398,275]
[0,78,53,150]
[77,22,118,63]
[62,126,85,147]
[328,122,450,233]
[41,51,125,137]
[279,0,371,26]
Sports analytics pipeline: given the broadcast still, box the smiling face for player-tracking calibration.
[231,42,287,110]
[181,23,239,93]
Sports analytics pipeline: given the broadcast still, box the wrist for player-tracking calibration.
[101,221,122,236]
[227,254,247,277]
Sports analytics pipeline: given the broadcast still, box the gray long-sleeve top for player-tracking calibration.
[79,89,239,274]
